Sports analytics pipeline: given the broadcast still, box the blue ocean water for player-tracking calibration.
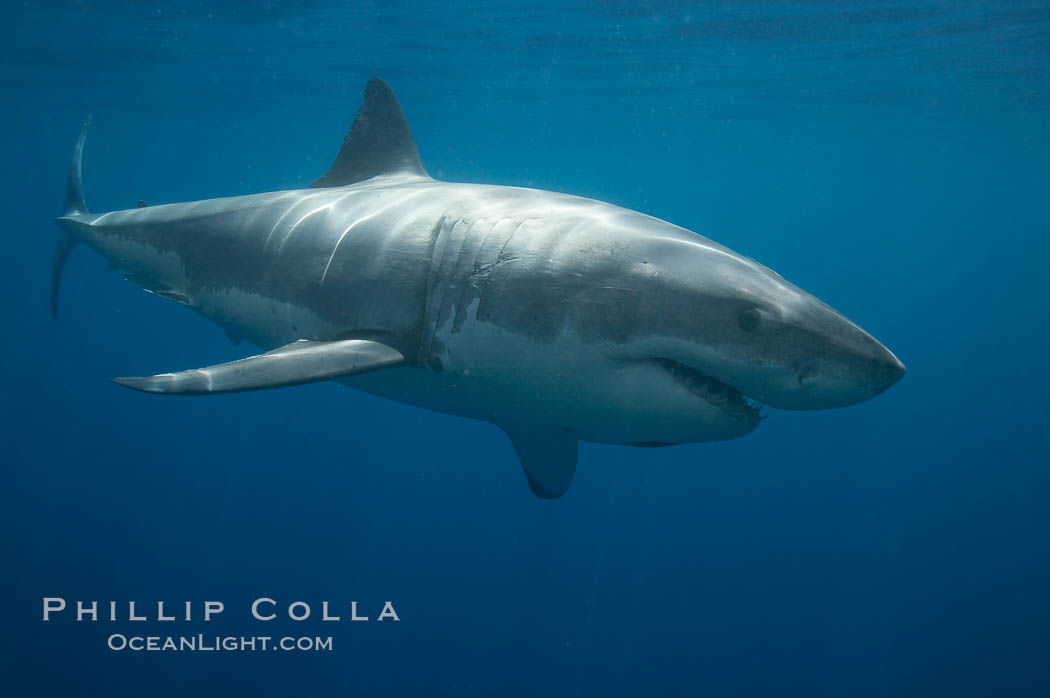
[2,1,1049,695]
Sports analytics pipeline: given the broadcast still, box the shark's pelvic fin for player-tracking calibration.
[311,78,428,188]
[503,425,578,499]
[113,339,404,395]
[51,117,92,318]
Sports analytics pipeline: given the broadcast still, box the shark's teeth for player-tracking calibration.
[653,358,765,424]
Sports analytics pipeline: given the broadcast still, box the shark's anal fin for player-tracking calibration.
[311,78,428,188]
[502,425,578,499]
[113,339,403,395]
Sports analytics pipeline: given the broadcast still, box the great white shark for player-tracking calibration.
[52,78,905,498]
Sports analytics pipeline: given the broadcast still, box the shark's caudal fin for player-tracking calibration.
[113,339,404,395]
[311,78,428,188]
[51,118,92,318]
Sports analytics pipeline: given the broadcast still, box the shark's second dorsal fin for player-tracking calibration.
[311,78,427,188]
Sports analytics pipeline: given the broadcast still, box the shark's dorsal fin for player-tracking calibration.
[311,78,427,188]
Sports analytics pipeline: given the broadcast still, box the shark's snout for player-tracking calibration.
[870,347,906,387]
[764,313,905,411]
[854,341,906,397]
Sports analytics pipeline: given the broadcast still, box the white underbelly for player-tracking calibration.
[343,308,744,446]
[193,287,336,349]
[189,279,745,446]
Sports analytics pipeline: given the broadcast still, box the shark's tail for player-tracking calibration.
[52,118,91,318]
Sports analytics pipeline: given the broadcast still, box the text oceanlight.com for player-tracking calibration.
[107,634,333,652]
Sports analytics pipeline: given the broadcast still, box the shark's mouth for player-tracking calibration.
[653,358,765,425]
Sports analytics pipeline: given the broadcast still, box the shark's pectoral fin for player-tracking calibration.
[501,425,578,499]
[113,339,403,395]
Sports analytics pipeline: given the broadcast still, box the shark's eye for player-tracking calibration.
[738,308,760,333]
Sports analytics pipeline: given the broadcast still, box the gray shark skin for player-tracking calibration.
[52,78,905,499]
